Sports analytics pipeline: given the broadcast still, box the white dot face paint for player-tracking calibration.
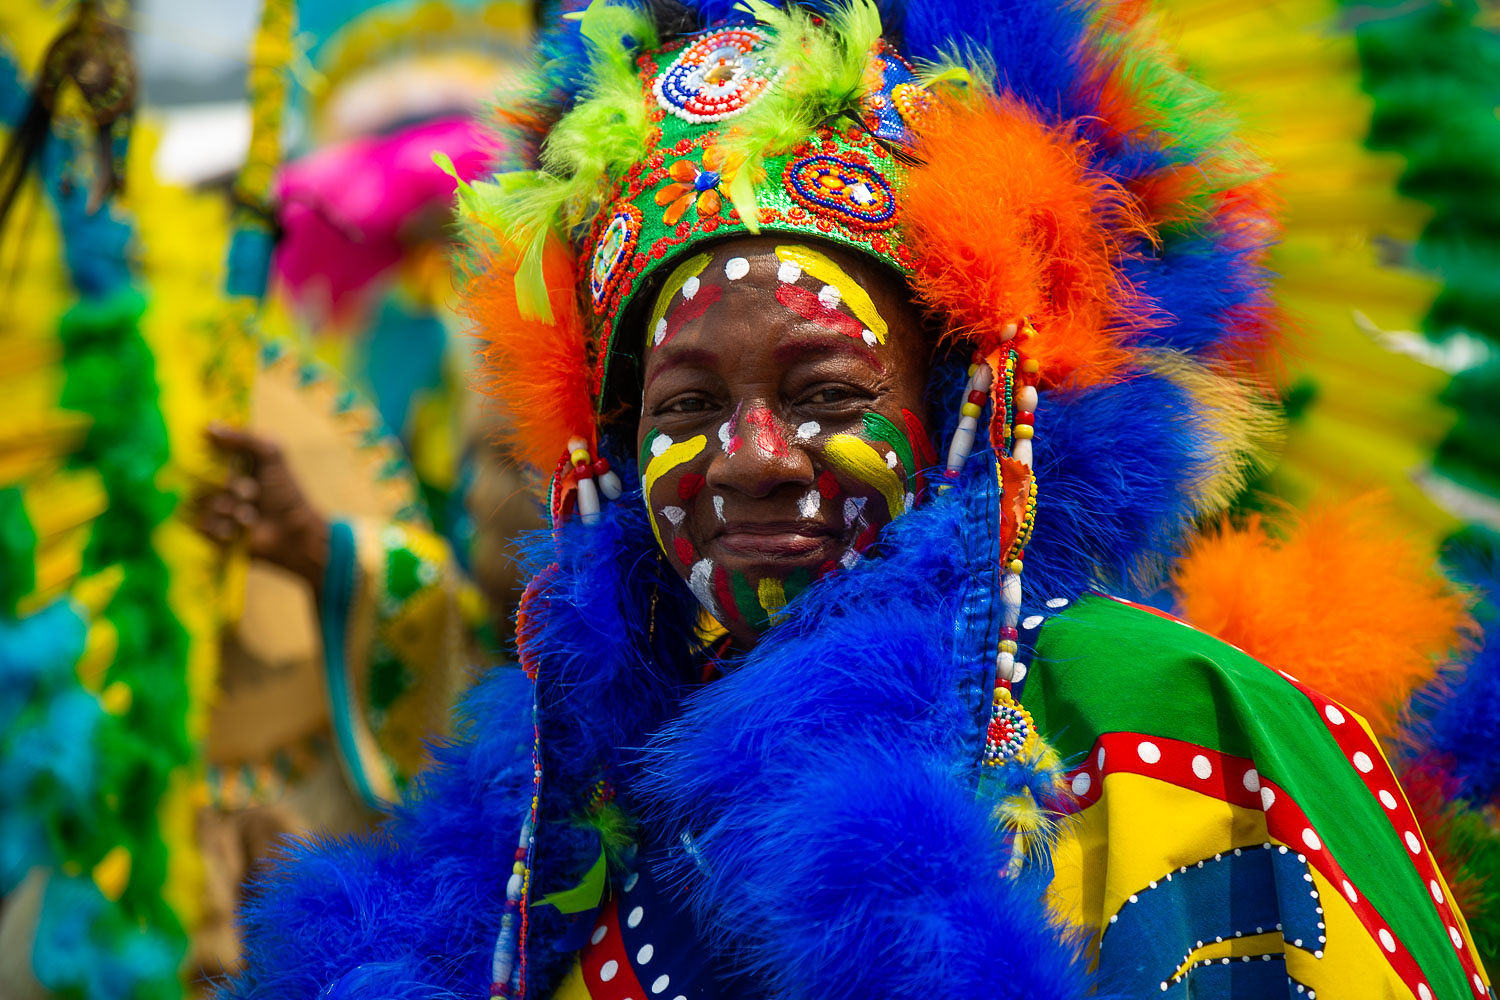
[817,284,841,308]
[724,257,749,281]
[654,318,668,346]
[795,421,820,441]
[861,329,878,347]
[798,489,820,518]
[651,434,673,457]
[713,495,726,521]
[885,450,898,469]
[718,422,732,449]
[777,261,802,284]
[661,505,686,526]
[682,275,700,300]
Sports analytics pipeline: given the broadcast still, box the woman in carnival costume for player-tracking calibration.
[224,1,1493,997]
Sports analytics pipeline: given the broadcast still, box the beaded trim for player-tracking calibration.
[651,27,782,124]
[982,687,1037,765]
[589,202,643,312]
[784,153,899,231]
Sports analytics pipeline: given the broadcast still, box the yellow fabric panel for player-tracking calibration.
[1175,930,1285,978]
[551,959,592,1000]
[1298,865,1415,999]
[1049,771,1271,942]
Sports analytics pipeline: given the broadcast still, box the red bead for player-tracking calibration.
[592,458,611,477]
[999,626,1019,640]
[1014,411,1035,426]
[967,389,988,407]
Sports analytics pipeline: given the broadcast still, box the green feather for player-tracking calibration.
[722,0,885,210]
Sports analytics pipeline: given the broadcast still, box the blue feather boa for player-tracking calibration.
[222,461,1098,999]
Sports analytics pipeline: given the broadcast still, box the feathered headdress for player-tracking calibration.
[455,0,1280,592]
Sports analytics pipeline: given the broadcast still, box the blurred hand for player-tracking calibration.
[199,424,330,590]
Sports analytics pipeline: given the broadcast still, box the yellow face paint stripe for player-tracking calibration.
[648,253,713,344]
[826,434,905,521]
[642,435,707,553]
[774,244,888,344]
[757,576,788,624]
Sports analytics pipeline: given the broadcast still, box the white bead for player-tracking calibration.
[1016,384,1038,411]
[1011,438,1032,467]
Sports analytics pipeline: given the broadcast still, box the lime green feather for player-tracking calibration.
[722,0,884,227]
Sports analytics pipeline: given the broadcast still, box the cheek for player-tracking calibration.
[819,431,913,525]
[640,431,709,561]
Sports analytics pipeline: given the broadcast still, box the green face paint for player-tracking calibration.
[862,411,916,479]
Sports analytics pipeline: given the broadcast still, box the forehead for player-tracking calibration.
[640,237,914,361]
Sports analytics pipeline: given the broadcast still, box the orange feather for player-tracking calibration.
[460,231,596,472]
[903,92,1159,389]
[1172,501,1474,738]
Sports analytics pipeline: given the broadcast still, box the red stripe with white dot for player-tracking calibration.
[1270,668,1490,998]
[1066,732,1485,999]
[581,896,650,1000]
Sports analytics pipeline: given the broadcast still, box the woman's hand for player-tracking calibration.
[198,424,330,591]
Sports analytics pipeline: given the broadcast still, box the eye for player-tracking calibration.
[799,383,872,407]
[656,394,716,416]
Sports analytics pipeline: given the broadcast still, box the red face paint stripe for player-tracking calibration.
[712,563,740,627]
[659,284,723,348]
[745,406,788,457]
[903,408,938,469]
[678,473,706,500]
[817,470,840,499]
[673,537,695,566]
[775,282,867,342]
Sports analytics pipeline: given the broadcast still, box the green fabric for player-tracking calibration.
[1023,594,1471,999]
[535,846,609,914]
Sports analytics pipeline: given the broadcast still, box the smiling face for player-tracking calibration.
[636,236,932,647]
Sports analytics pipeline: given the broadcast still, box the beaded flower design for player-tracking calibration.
[654,145,743,226]
[653,27,782,123]
[983,688,1037,766]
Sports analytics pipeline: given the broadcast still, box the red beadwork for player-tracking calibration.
[999,625,1019,640]
[1015,411,1035,426]
[967,389,988,406]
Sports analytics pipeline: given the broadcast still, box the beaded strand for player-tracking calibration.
[983,324,1039,772]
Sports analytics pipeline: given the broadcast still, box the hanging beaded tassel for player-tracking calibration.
[985,321,1038,752]
[940,355,994,490]
[564,437,624,523]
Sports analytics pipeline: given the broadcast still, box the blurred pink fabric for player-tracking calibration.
[272,115,494,323]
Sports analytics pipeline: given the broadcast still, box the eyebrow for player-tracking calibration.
[772,334,887,373]
[643,346,721,393]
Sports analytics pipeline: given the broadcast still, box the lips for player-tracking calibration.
[712,520,840,561]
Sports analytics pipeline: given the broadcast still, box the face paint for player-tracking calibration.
[862,412,916,482]
[825,433,906,521]
[744,406,788,457]
[648,253,712,347]
[637,238,932,649]
[641,430,707,553]
[689,559,721,619]
[757,577,787,625]
[774,245,888,344]
[798,488,821,518]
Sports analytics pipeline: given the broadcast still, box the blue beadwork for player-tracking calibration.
[785,154,898,229]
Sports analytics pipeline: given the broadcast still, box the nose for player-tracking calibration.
[705,404,814,499]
